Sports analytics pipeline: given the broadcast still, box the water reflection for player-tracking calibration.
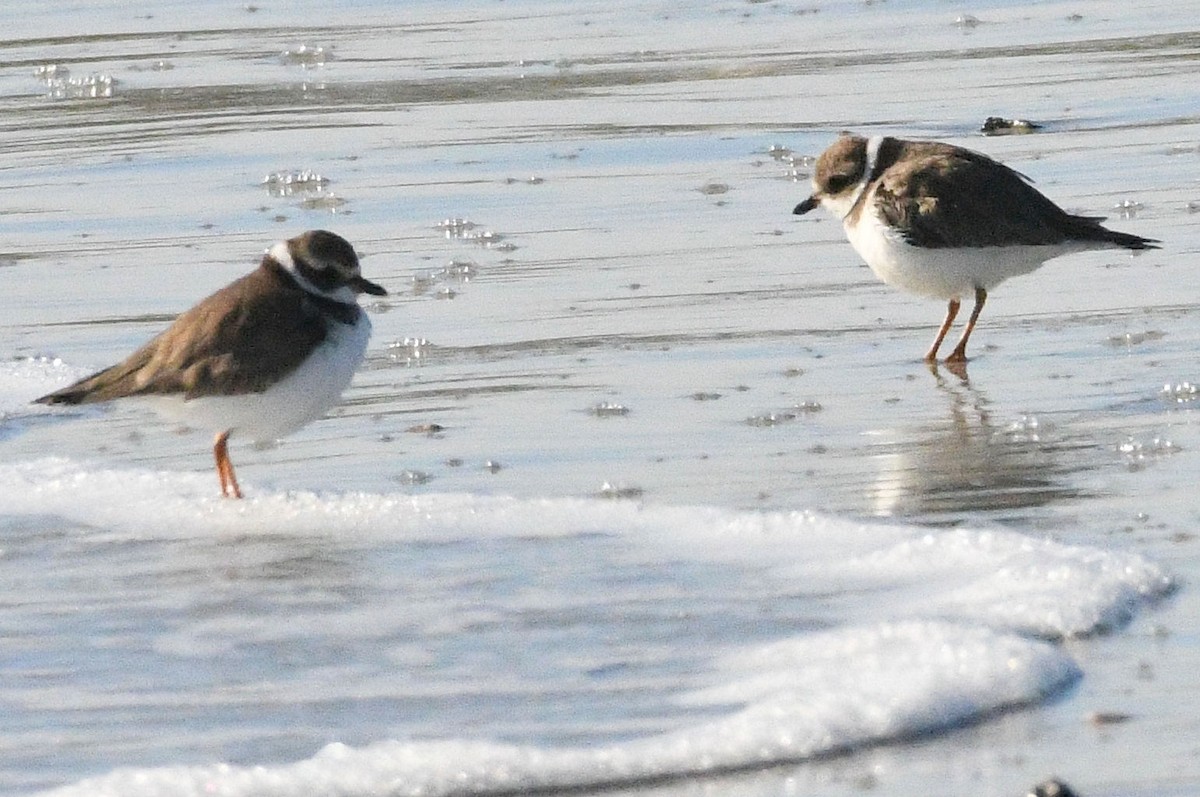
[868,365,1088,520]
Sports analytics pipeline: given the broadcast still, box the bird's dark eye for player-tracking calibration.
[825,173,854,194]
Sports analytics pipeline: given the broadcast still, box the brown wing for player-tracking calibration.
[872,144,1094,249]
[37,266,330,405]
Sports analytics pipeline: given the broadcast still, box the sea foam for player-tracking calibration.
[0,358,1173,797]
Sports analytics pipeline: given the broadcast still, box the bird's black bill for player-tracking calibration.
[793,196,820,215]
[353,276,388,296]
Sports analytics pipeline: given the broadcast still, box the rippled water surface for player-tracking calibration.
[3,1,1200,795]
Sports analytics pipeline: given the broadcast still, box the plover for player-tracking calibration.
[35,230,387,498]
[794,134,1159,364]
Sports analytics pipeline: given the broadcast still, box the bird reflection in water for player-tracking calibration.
[868,365,1087,520]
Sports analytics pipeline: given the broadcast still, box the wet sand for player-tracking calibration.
[3,0,1200,794]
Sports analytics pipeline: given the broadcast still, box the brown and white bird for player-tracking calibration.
[794,134,1159,364]
[35,230,387,498]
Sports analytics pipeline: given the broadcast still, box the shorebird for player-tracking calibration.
[794,134,1159,363]
[35,229,386,498]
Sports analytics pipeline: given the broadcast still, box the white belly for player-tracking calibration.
[844,211,1088,301]
[147,313,372,443]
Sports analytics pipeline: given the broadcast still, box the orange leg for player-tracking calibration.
[945,287,988,363]
[213,430,243,499]
[924,298,961,362]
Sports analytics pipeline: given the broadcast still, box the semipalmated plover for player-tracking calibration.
[794,134,1159,363]
[35,230,387,498]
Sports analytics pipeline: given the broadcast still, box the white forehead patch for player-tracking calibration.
[864,135,885,180]
[268,241,294,270]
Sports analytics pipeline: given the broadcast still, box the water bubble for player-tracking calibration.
[388,337,432,365]
[411,260,479,298]
[746,401,821,428]
[589,402,630,418]
[441,259,478,281]
[34,64,70,81]
[437,220,516,250]
[1118,435,1181,471]
[395,469,432,485]
[467,230,505,245]
[997,414,1045,443]
[410,271,437,294]
[1113,199,1144,219]
[745,411,796,427]
[597,481,644,500]
[281,44,331,67]
[436,218,477,236]
[37,66,116,100]
[68,74,116,99]
[470,230,517,251]
[782,151,816,181]
[1161,382,1200,404]
[261,170,330,197]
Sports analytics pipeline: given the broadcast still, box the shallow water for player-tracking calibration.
[2,1,1200,795]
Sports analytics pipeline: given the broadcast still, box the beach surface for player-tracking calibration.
[1,1,1199,795]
